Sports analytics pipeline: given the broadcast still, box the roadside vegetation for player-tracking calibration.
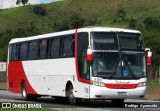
[147,79,160,87]
[0,0,160,65]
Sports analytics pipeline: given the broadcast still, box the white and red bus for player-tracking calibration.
[7,27,148,105]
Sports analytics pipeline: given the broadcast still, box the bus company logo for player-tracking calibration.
[2,103,11,108]
[116,80,131,84]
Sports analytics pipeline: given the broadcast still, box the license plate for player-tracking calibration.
[117,92,127,96]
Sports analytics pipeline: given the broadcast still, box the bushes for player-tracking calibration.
[52,12,85,31]
[33,6,46,16]
[129,18,137,28]
[141,29,160,65]
[143,16,160,30]
[116,8,126,18]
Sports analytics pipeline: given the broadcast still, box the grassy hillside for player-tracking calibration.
[0,0,160,32]
[0,0,160,64]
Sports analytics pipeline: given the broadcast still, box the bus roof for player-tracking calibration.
[9,27,141,44]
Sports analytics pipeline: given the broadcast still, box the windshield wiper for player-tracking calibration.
[109,58,119,79]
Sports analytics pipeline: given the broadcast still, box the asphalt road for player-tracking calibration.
[0,90,160,111]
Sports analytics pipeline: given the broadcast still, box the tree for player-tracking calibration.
[16,0,21,6]
[22,0,28,6]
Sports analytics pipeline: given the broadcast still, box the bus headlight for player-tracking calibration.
[137,82,146,87]
[91,81,105,87]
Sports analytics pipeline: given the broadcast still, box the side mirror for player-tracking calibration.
[147,50,152,66]
[87,47,93,63]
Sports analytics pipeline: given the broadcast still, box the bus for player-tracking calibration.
[7,27,148,105]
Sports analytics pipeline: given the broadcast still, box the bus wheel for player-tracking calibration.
[111,99,124,107]
[21,82,37,101]
[68,85,80,105]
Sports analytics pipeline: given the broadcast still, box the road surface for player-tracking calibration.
[0,90,160,111]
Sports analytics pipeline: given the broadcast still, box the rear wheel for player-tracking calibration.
[111,99,124,107]
[68,85,81,105]
[21,82,37,101]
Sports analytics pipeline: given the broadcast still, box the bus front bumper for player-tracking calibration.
[90,85,146,99]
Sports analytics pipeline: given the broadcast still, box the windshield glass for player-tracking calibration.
[92,51,119,78]
[92,51,146,79]
[91,32,146,79]
[121,52,146,78]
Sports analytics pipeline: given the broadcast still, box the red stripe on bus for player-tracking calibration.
[8,61,38,94]
[74,28,90,84]
[105,83,138,89]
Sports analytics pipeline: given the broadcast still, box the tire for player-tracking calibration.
[68,85,81,105]
[111,99,124,107]
[21,82,37,101]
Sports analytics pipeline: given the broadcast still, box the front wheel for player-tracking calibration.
[68,85,81,105]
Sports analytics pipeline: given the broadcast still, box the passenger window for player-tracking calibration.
[51,38,61,58]
[9,45,12,61]
[12,44,20,61]
[20,42,28,60]
[39,40,48,59]
[62,36,74,57]
[29,41,38,60]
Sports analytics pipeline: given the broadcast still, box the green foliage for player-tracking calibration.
[52,12,85,31]
[129,18,137,28]
[116,8,126,18]
[33,6,46,16]
[143,16,160,30]
[69,13,84,29]
[0,48,7,62]
[141,29,160,65]
[53,20,70,31]
[147,79,160,86]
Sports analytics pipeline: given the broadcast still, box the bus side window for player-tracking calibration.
[20,42,28,60]
[9,45,12,61]
[71,36,75,56]
[37,40,41,59]
[51,37,61,58]
[29,41,38,60]
[12,44,18,61]
[18,44,21,60]
[62,35,74,57]
[39,40,48,59]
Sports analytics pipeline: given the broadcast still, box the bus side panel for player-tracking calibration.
[21,58,90,98]
[8,61,37,94]
[22,58,76,96]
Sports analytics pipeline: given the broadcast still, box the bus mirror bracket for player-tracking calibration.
[87,46,93,63]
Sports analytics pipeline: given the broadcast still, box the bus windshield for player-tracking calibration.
[91,32,146,79]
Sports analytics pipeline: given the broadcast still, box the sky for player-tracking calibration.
[0,0,58,9]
